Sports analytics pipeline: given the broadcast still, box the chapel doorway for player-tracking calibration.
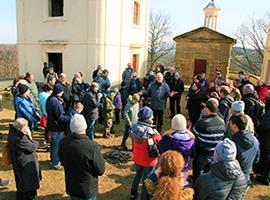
[48,53,63,74]
[194,59,207,77]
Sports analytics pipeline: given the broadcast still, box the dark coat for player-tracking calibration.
[169,78,184,98]
[242,93,265,128]
[195,160,247,200]
[8,125,41,192]
[232,130,260,183]
[129,78,143,95]
[71,78,85,102]
[144,81,170,110]
[82,90,99,122]
[59,134,105,199]
[193,114,226,155]
[219,96,234,122]
[46,94,70,132]
[56,80,72,111]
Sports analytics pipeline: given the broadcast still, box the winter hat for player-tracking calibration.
[18,83,29,95]
[214,138,237,162]
[53,84,64,94]
[171,114,187,131]
[231,101,245,113]
[138,106,153,121]
[70,114,87,134]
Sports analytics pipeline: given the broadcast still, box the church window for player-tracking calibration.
[133,1,140,26]
[48,0,64,17]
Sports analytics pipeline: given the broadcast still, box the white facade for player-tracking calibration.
[17,0,150,84]
[261,21,270,85]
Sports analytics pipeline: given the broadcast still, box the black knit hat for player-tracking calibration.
[53,84,64,94]
[18,83,29,95]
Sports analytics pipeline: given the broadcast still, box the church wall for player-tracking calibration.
[175,40,232,85]
[17,0,149,84]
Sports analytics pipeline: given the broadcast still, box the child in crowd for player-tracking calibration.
[104,91,116,138]
[119,81,129,118]
[113,88,122,124]
[121,93,140,150]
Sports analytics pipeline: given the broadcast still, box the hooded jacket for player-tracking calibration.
[232,130,260,183]
[195,160,247,200]
[158,130,195,172]
[130,121,161,167]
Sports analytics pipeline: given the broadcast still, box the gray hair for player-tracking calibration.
[243,84,254,94]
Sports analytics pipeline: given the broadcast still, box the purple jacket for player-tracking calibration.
[113,92,122,110]
[158,131,195,172]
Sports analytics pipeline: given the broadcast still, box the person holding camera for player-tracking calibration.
[129,106,161,200]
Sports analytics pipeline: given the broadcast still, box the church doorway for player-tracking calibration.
[48,53,63,74]
[194,59,207,77]
[132,54,139,72]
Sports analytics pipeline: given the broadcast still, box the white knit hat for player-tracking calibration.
[70,114,87,134]
[171,114,187,131]
[231,101,245,113]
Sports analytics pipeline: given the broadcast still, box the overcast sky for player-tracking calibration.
[0,0,269,44]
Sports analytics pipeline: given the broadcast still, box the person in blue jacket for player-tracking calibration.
[15,83,40,131]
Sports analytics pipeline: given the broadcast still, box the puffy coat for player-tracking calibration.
[113,92,122,110]
[46,94,70,132]
[130,121,161,167]
[158,130,195,172]
[195,160,247,200]
[8,125,41,192]
[144,81,170,110]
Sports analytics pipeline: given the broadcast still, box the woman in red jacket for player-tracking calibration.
[130,106,161,200]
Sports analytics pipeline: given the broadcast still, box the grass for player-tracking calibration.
[0,91,269,199]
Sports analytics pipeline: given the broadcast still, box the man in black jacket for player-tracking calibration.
[59,114,105,200]
[219,86,234,122]
[168,72,184,117]
[192,98,226,182]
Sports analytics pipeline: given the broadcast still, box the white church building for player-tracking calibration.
[17,0,149,84]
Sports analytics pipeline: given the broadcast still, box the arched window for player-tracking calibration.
[133,1,140,25]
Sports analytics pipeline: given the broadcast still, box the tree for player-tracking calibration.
[0,45,18,78]
[232,13,269,75]
[148,10,175,71]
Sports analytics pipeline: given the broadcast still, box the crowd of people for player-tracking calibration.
[2,61,270,200]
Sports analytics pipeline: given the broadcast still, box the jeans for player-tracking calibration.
[131,164,154,200]
[70,195,96,200]
[192,153,213,183]
[50,131,64,167]
[121,124,131,146]
[87,119,96,141]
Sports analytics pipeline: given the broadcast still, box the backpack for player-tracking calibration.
[246,98,265,128]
